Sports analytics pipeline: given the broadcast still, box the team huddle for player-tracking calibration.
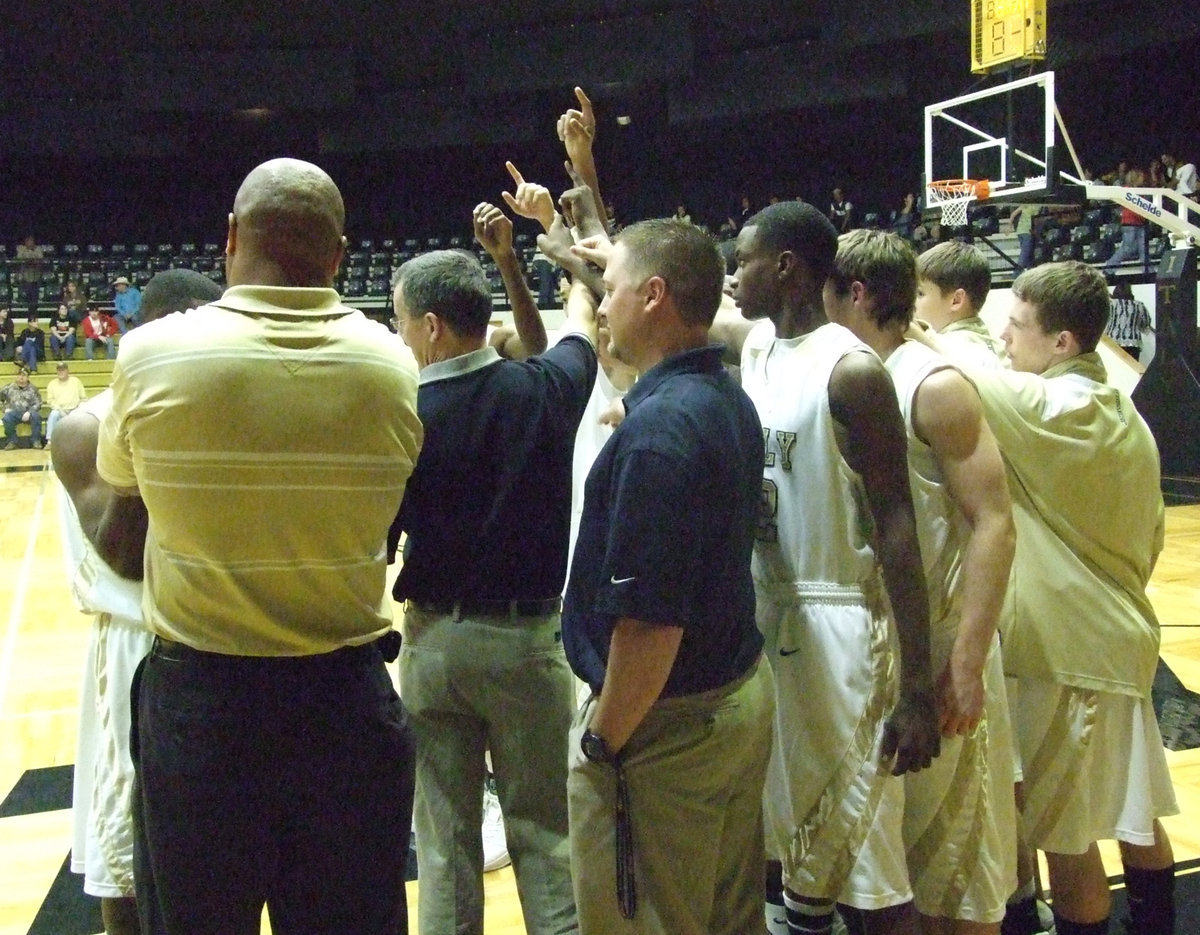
[53,87,1175,935]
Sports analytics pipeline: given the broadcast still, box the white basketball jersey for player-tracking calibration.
[568,364,621,573]
[58,391,144,623]
[884,341,968,637]
[740,320,878,586]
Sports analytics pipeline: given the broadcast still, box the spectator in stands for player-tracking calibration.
[531,243,562,310]
[62,280,89,324]
[1161,151,1197,199]
[725,194,753,235]
[82,307,119,360]
[16,315,45,372]
[1147,158,1167,189]
[15,235,44,318]
[2,367,43,449]
[111,277,142,333]
[50,304,77,360]
[45,362,86,445]
[1106,282,1152,361]
[0,308,13,362]
[892,191,920,239]
[1106,168,1149,270]
[829,186,854,232]
[1010,204,1037,270]
[738,194,753,226]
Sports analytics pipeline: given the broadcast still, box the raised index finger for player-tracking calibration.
[574,87,594,125]
[505,161,525,186]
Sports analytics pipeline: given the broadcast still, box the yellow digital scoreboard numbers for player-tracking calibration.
[971,0,1047,74]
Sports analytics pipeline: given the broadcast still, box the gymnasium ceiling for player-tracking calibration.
[0,0,1192,158]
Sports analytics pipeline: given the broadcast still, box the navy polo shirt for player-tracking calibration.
[390,334,597,602]
[563,344,765,697]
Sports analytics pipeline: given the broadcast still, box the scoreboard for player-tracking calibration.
[971,0,1047,74]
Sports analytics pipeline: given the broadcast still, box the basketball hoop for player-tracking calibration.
[926,179,991,228]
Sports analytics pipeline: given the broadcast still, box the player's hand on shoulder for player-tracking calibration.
[881,687,940,776]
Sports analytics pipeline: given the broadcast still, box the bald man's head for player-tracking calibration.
[228,158,346,288]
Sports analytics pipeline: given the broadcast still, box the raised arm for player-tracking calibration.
[559,167,609,243]
[557,87,608,229]
[829,351,939,775]
[912,367,1015,737]
[51,410,147,581]
[561,276,599,347]
[473,201,546,359]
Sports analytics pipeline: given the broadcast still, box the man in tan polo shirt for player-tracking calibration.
[97,158,424,934]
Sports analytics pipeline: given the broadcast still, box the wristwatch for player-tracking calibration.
[581,729,616,765]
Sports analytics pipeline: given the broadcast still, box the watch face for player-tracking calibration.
[581,730,609,764]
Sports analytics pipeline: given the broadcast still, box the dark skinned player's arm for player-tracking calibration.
[828,350,939,775]
[474,202,547,360]
[50,409,148,582]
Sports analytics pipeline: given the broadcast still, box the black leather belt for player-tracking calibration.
[153,632,401,663]
[407,596,562,617]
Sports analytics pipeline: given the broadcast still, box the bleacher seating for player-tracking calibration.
[12,199,1163,321]
[6,357,117,444]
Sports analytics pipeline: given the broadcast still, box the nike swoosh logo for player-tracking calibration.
[779,647,801,657]
[610,575,636,584]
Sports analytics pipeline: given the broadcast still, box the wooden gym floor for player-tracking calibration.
[0,448,1197,934]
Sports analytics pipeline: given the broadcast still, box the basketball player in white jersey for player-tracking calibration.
[713,200,940,935]
[53,269,222,935]
[825,230,1017,935]
[909,240,1052,935]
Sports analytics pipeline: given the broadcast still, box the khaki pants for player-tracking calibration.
[400,604,578,935]
[568,657,775,935]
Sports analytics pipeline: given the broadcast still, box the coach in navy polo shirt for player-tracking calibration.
[388,205,597,935]
[563,218,774,935]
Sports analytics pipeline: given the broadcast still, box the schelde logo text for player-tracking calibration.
[1125,191,1163,218]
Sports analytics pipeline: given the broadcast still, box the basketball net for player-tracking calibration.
[926,179,990,228]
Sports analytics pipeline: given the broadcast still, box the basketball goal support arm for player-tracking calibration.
[1083,185,1200,246]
